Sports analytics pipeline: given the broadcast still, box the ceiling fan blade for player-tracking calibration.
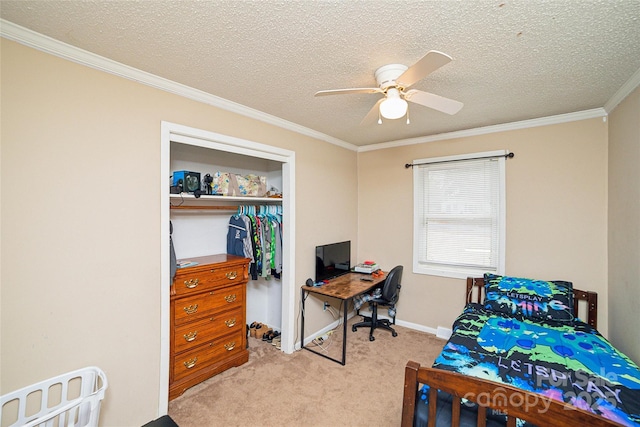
[404,89,463,115]
[396,50,452,88]
[314,88,382,96]
[360,98,384,125]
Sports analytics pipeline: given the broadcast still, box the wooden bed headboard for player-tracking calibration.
[465,277,599,329]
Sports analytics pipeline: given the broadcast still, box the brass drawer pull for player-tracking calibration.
[183,331,197,342]
[225,318,237,328]
[224,294,237,303]
[224,342,236,351]
[184,278,199,289]
[183,357,197,369]
[183,304,198,314]
[225,271,238,280]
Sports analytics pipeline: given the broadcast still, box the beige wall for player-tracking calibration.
[0,39,357,425]
[608,86,640,363]
[357,118,609,338]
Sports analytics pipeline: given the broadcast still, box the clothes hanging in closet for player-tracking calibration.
[227,215,247,257]
[227,206,282,281]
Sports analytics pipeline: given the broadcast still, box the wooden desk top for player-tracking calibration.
[303,272,387,300]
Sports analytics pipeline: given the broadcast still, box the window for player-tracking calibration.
[412,151,506,279]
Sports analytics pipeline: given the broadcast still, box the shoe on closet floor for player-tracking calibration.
[272,336,281,349]
[249,321,258,338]
[267,330,280,343]
[254,323,267,339]
[261,328,274,341]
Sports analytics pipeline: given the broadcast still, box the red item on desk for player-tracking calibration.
[364,260,376,265]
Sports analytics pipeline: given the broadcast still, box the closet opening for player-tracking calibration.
[170,142,285,334]
[159,122,295,413]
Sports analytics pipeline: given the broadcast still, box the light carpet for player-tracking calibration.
[169,317,446,427]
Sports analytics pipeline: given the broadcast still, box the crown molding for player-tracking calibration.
[2,19,631,154]
[0,19,357,152]
[357,108,607,152]
[604,67,640,113]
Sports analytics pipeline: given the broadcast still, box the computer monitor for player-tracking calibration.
[315,240,351,282]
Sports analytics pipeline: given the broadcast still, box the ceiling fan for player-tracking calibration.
[314,50,463,124]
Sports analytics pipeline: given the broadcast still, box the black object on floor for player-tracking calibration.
[142,415,179,427]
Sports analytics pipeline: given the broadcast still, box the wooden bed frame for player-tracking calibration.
[401,362,621,427]
[400,277,615,427]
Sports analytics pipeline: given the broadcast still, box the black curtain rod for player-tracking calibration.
[405,152,514,168]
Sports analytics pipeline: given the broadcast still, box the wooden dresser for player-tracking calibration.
[169,254,250,400]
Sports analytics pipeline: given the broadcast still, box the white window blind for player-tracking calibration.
[412,151,506,279]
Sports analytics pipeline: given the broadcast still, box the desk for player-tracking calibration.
[300,272,387,365]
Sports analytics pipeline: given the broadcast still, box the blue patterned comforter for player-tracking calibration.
[424,304,640,426]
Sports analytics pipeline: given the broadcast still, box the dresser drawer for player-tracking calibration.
[173,263,248,297]
[172,330,245,381]
[169,254,250,400]
[173,306,244,353]
[174,284,244,325]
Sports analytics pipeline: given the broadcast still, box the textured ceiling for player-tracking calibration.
[2,0,640,147]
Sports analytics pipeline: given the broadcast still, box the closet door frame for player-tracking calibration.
[159,121,296,413]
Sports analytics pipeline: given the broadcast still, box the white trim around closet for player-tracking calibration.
[159,121,296,416]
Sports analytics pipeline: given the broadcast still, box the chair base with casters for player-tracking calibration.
[352,303,397,341]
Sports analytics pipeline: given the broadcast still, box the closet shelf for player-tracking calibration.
[170,193,282,210]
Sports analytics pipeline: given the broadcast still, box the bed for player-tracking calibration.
[401,274,640,427]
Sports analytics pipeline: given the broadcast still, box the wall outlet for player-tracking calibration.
[323,301,330,311]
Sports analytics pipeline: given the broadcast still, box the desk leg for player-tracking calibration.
[300,287,306,350]
[300,288,348,365]
[341,299,348,365]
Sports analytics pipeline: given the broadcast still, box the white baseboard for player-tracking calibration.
[395,318,437,335]
[436,326,453,340]
[295,309,451,350]
[359,308,444,337]
[296,312,358,349]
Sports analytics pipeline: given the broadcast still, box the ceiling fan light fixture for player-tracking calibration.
[379,88,407,119]
[315,50,461,125]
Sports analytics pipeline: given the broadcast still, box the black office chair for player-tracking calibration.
[352,265,403,341]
